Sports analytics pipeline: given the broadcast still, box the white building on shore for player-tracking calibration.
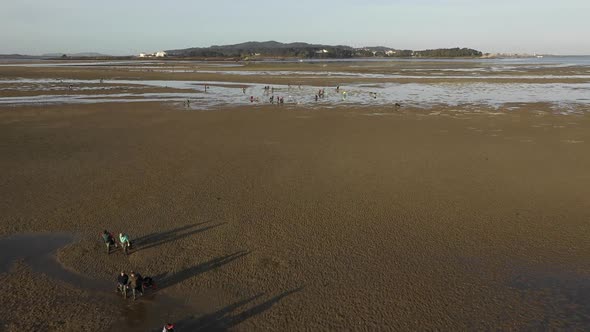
[138,51,167,58]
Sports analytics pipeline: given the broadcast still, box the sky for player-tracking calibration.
[1,0,589,55]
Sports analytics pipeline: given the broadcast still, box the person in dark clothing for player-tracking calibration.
[117,271,129,298]
[101,230,116,254]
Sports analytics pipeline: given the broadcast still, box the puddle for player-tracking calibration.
[0,233,77,275]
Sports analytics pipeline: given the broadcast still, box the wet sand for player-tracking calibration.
[1,99,589,330]
[2,61,590,113]
[2,60,590,85]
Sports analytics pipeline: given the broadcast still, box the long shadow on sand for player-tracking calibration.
[155,251,250,290]
[172,287,304,331]
[133,222,226,253]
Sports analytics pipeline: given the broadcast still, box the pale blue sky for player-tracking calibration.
[1,0,588,55]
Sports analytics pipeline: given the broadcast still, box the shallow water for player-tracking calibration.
[2,55,590,111]
[1,78,589,112]
[0,233,115,291]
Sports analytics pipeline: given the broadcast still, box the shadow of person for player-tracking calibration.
[134,223,207,245]
[173,287,304,331]
[156,251,250,290]
[133,222,226,253]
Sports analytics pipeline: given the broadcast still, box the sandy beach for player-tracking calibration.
[1,61,590,330]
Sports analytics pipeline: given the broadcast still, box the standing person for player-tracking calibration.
[101,230,116,254]
[242,87,246,94]
[129,271,143,300]
[270,96,274,104]
[315,94,318,102]
[119,233,131,255]
[117,271,129,298]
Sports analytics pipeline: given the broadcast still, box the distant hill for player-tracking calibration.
[167,41,482,59]
[0,54,43,59]
[167,41,354,59]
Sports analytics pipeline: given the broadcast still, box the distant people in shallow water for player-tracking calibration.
[318,89,325,98]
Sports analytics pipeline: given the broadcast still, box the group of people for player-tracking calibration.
[101,231,173,330]
[245,84,401,108]
[269,95,285,104]
[117,270,154,300]
[315,89,328,101]
[250,95,285,104]
[101,230,132,255]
